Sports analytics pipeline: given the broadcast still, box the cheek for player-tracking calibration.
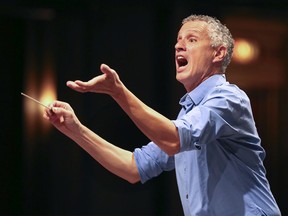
[187,58,199,71]
[189,52,211,68]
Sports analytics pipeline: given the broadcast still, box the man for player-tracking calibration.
[44,15,281,215]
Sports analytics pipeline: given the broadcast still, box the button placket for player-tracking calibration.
[183,152,189,202]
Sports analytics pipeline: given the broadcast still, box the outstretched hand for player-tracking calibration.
[66,64,122,97]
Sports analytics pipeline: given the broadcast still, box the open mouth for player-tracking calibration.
[176,56,188,69]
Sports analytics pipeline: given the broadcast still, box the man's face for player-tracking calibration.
[175,20,215,92]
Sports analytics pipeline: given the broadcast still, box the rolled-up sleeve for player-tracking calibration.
[173,94,241,152]
[134,142,175,183]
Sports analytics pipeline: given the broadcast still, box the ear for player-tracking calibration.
[212,46,227,63]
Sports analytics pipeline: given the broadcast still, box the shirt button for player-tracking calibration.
[186,194,189,199]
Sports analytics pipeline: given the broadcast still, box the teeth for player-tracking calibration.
[177,56,184,60]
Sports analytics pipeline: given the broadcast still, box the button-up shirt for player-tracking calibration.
[134,75,281,215]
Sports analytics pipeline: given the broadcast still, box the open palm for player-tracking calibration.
[66,64,122,97]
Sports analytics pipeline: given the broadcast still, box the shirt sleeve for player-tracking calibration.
[173,87,247,152]
[133,142,175,183]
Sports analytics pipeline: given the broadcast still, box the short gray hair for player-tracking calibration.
[182,15,234,72]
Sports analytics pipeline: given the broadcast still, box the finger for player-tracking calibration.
[100,64,115,75]
[43,110,58,123]
[52,100,71,110]
[60,116,65,123]
[43,112,50,120]
[66,81,86,92]
[51,101,71,115]
[51,107,67,123]
[43,104,54,118]
[67,79,97,92]
[74,80,92,88]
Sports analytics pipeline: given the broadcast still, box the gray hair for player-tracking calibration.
[182,15,234,72]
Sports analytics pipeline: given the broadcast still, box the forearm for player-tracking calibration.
[112,85,180,156]
[69,124,140,184]
[65,63,179,155]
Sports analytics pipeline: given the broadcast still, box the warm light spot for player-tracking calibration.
[39,70,57,131]
[233,38,259,64]
[23,66,57,137]
[39,86,57,109]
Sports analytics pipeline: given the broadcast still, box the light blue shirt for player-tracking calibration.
[134,75,281,215]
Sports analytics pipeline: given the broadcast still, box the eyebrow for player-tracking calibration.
[177,30,200,40]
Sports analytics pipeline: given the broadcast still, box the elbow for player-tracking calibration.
[128,178,140,184]
[165,141,180,156]
[161,128,180,156]
[126,154,141,184]
[127,174,141,184]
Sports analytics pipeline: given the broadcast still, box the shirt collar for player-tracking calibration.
[179,74,226,109]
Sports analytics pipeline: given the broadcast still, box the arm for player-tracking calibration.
[43,101,140,184]
[67,64,180,156]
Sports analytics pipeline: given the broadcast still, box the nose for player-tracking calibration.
[175,40,185,52]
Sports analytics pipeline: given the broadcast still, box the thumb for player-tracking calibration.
[100,63,115,75]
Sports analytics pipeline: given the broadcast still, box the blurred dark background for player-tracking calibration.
[0,0,287,215]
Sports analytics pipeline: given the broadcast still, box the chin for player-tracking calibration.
[176,73,186,85]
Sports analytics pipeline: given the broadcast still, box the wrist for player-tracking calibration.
[68,121,85,141]
[111,81,125,100]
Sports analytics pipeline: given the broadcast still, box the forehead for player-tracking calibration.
[178,20,208,37]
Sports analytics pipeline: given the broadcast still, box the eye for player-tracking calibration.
[189,37,197,43]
